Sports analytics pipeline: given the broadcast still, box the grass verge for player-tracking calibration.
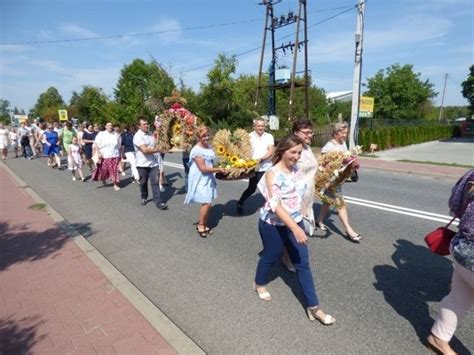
[28,203,47,211]
[397,160,473,168]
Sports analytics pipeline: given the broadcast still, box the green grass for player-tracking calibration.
[28,203,47,211]
[359,153,380,158]
[397,160,473,168]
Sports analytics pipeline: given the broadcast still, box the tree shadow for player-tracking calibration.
[0,221,93,271]
[373,239,470,355]
[439,137,474,144]
[0,316,45,354]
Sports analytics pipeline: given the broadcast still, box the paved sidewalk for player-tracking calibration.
[0,164,178,354]
[358,157,470,179]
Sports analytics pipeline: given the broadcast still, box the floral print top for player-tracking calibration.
[258,166,306,226]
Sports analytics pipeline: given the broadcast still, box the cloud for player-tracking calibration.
[151,18,183,43]
[366,14,452,49]
[58,23,99,38]
[0,44,29,53]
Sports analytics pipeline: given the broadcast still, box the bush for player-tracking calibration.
[359,124,454,151]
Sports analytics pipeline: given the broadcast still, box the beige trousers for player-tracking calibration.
[431,261,474,341]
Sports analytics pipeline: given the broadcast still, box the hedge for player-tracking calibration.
[358,125,454,152]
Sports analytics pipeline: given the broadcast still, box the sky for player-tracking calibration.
[1,0,472,113]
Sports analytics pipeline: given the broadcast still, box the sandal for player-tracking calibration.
[253,283,271,301]
[196,224,208,238]
[426,334,456,355]
[306,307,336,325]
[346,232,362,243]
[316,222,328,231]
[204,226,213,235]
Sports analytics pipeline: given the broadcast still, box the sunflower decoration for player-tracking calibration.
[315,146,361,208]
[156,90,199,152]
[212,128,258,180]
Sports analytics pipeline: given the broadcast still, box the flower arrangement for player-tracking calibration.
[315,146,362,208]
[156,90,199,152]
[212,129,259,180]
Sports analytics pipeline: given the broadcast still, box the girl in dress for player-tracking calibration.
[0,123,10,160]
[8,128,19,158]
[68,136,85,181]
[184,125,227,238]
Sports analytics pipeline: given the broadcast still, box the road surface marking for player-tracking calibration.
[163,161,458,226]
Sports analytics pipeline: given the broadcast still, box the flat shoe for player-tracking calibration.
[253,283,271,301]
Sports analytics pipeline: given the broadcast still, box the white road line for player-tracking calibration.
[163,161,458,226]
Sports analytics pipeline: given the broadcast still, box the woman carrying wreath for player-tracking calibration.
[316,121,361,243]
[184,125,227,238]
[253,135,335,325]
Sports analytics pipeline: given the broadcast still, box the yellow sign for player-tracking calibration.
[58,110,68,121]
[360,96,374,112]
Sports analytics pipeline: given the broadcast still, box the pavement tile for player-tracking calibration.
[0,162,180,355]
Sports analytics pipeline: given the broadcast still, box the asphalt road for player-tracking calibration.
[4,155,473,354]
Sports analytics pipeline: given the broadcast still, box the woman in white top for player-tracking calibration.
[92,122,122,191]
[316,122,361,242]
[0,123,10,160]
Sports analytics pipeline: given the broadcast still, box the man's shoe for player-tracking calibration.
[140,199,147,206]
[156,202,168,210]
[236,204,244,215]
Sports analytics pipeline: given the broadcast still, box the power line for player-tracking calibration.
[0,18,263,46]
[182,5,357,73]
[0,5,354,46]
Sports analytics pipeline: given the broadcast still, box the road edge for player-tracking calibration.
[2,163,205,355]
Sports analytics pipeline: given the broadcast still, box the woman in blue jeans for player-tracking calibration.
[254,135,335,324]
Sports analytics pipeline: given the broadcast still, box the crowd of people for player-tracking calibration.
[1,116,472,345]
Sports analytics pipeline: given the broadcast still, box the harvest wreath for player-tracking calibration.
[156,90,199,152]
[212,129,259,180]
[315,146,362,208]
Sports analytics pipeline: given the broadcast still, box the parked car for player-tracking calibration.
[460,117,474,137]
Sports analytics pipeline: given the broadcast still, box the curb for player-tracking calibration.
[2,163,205,355]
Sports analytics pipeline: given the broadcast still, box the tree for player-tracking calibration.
[70,86,109,123]
[31,86,65,121]
[0,99,11,124]
[199,53,238,127]
[114,58,175,123]
[461,65,474,114]
[364,64,437,120]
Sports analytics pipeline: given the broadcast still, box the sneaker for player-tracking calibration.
[81,178,86,182]
[72,176,76,181]
[156,202,168,210]
[160,185,166,192]
[236,204,244,215]
[140,199,147,206]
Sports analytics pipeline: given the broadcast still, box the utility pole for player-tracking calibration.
[255,0,309,122]
[438,73,449,122]
[349,0,365,150]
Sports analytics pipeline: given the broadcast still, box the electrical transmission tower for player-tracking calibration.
[254,0,309,123]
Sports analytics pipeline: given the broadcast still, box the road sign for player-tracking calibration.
[58,110,68,121]
[359,96,374,117]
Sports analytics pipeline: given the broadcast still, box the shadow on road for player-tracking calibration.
[0,316,45,354]
[0,221,93,270]
[373,239,470,355]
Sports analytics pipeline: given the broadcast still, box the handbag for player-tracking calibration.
[424,216,457,255]
[302,216,315,236]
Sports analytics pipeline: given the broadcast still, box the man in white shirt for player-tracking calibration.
[133,117,168,210]
[237,118,274,215]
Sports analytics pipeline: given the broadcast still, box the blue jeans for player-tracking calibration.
[255,219,320,307]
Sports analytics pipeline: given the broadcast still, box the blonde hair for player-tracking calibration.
[196,125,209,138]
